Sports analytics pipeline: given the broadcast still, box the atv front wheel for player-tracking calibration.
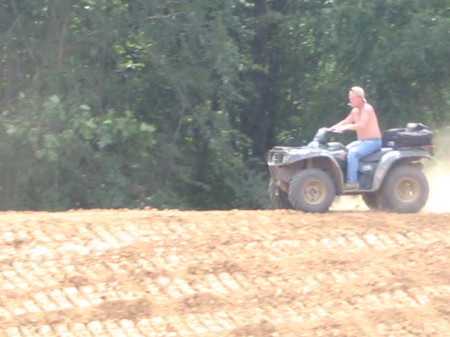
[288,169,336,213]
[380,165,429,213]
[269,179,292,209]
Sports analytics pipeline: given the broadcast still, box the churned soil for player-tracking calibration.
[0,207,449,336]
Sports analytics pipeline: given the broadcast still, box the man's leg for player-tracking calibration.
[346,140,360,151]
[346,139,382,184]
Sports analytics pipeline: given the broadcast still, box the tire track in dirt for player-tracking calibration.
[0,210,450,336]
[1,228,448,304]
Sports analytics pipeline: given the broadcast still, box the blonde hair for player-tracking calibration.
[350,86,367,102]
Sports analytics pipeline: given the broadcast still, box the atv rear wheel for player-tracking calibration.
[380,165,428,213]
[269,179,292,209]
[288,169,335,213]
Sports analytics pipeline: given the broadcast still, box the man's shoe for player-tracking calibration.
[344,182,358,190]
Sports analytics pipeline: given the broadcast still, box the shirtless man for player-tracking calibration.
[329,86,382,190]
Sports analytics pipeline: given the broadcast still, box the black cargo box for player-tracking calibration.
[382,123,432,148]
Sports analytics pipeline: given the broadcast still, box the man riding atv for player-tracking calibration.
[328,86,382,190]
[267,87,433,213]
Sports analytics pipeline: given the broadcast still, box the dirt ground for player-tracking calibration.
[0,205,449,337]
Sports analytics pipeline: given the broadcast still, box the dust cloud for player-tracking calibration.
[424,129,450,213]
[331,195,367,211]
[424,164,450,213]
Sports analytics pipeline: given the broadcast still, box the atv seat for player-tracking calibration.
[361,148,393,162]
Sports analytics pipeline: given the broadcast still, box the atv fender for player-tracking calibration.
[268,150,345,194]
[297,152,345,192]
[371,149,432,191]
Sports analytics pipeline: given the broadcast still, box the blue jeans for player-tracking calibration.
[346,138,382,183]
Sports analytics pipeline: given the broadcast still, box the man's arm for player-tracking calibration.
[329,111,354,131]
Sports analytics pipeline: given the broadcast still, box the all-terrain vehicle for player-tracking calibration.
[267,123,433,213]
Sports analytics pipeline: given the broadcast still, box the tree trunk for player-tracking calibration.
[244,0,276,162]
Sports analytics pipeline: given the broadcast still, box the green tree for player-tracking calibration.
[329,0,450,128]
[0,0,448,210]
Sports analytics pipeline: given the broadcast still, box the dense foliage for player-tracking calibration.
[0,0,449,210]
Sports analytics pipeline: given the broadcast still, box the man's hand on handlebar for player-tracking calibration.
[322,126,343,134]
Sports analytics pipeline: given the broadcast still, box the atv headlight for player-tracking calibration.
[271,152,285,164]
